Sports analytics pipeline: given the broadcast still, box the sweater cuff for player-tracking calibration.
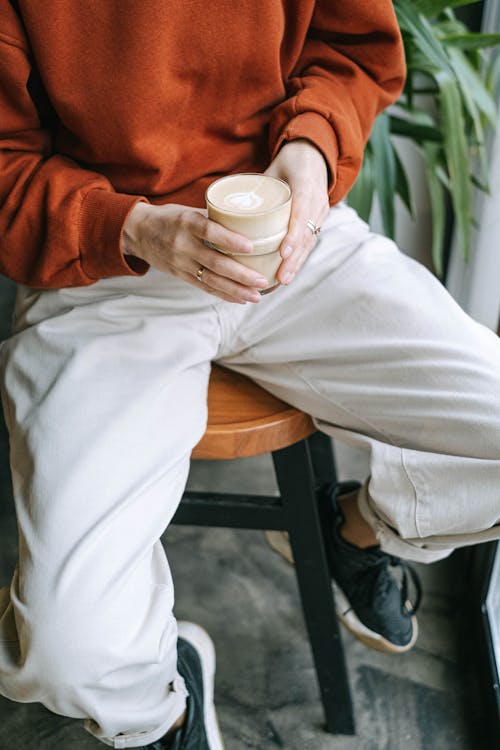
[270,112,339,201]
[79,189,150,281]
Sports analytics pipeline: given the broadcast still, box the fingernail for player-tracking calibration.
[282,245,293,259]
[247,293,261,303]
[254,277,269,288]
[282,271,295,285]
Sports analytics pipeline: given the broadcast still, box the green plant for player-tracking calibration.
[347,0,500,277]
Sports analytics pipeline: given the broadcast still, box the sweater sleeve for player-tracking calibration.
[0,7,149,289]
[268,1,406,205]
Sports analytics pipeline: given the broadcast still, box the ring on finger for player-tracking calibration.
[306,219,321,236]
[195,265,205,282]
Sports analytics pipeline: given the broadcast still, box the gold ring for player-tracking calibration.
[306,219,321,236]
[196,266,205,282]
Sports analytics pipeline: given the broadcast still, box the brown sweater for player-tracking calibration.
[0,0,405,289]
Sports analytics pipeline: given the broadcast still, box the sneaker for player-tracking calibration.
[322,481,422,654]
[143,622,224,749]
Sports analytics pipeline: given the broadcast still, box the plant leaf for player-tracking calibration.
[470,173,490,194]
[371,112,396,238]
[486,52,500,99]
[436,164,451,190]
[422,142,447,277]
[346,146,374,222]
[447,46,497,124]
[442,33,500,50]
[435,70,472,262]
[394,1,454,77]
[446,47,491,183]
[393,144,414,218]
[389,114,442,143]
[411,0,482,17]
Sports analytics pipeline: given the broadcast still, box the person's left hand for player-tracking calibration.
[264,139,330,286]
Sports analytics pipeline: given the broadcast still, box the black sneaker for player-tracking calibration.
[143,622,224,749]
[322,481,422,654]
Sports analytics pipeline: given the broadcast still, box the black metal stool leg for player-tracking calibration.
[307,431,338,488]
[272,440,355,735]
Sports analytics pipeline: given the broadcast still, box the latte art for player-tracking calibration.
[207,173,290,215]
[224,191,264,211]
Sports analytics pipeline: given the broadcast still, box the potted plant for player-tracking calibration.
[347,0,500,278]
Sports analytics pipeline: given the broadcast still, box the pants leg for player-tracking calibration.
[217,204,500,563]
[0,272,220,747]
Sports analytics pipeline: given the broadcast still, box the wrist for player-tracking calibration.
[122,201,151,259]
[285,144,329,199]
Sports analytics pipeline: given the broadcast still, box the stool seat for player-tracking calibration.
[192,364,315,460]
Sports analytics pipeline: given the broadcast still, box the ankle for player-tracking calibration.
[337,489,378,549]
[164,709,186,747]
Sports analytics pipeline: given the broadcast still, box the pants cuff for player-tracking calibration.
[357,481,453,564]
[85,674,188,748]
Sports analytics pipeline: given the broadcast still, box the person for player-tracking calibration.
[0,1,499,748]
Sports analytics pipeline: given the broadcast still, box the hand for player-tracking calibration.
[265,139,329,285]
[122,203,270,304]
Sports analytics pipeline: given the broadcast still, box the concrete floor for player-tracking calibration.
[0,276,492,749]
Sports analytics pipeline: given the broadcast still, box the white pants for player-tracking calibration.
[1,204,499,746]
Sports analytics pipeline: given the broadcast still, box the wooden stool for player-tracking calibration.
[172,364,355,734]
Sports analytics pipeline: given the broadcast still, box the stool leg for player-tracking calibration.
[272,440,355,735]
[307,431,338,488]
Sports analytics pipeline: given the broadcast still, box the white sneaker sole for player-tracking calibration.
[177,621,225,750]
[333,583,418,654]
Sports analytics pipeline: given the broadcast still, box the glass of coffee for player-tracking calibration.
[206,173,292,293]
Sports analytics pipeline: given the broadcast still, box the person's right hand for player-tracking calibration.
[122,202,269,304]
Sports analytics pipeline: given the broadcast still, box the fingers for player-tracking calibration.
[187,214,274,303]
[176,268,248,305]
[123,204,270,304]
[197,240,265,283]
[263,139,330,285]
[190,243,268,302]
[164,209,270,303]
[190,212,253,255]
[276,194,329,285]
[171,230,269,302]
